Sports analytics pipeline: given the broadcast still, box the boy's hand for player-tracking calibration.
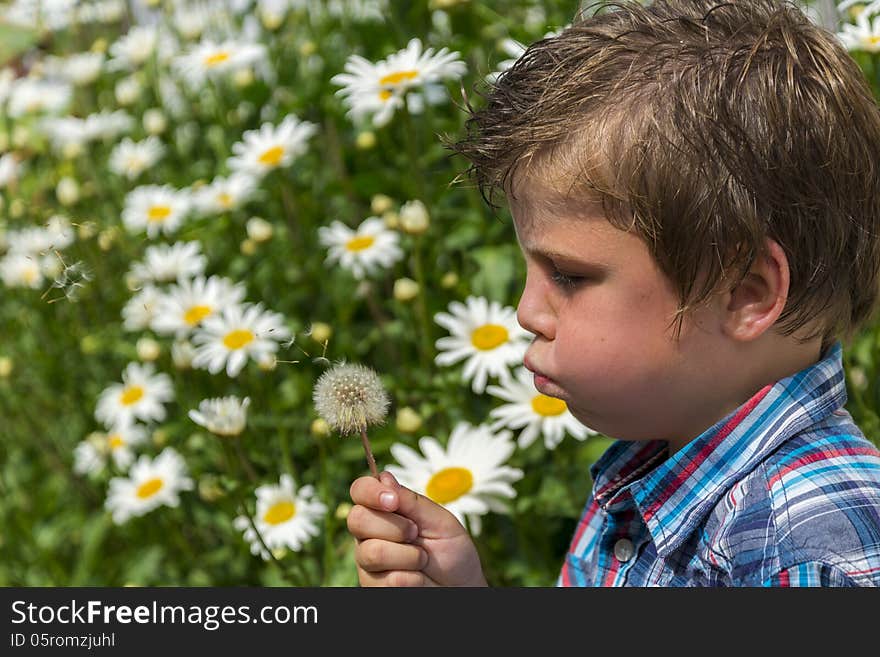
[348,471,488,587]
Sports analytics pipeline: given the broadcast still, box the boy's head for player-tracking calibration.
[453,0,880,346]
[450,0,880,448]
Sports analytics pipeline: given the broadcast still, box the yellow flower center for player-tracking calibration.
[263,500,296,525]
[183,304,213,326]
[108,434,125,449]
[379,89,393,101]
[258,145,284,166]
[204,51,230,67]
[136,477,164,499]
[147,205,171,222]
[223,329,255,350]
[22,267,38,284]
[531,394,567,417]
[426,467,474,505]
[345,235,375,252]
[119,385,144,406]
[217,192,233,208]
[863,35,880,47]
[470,324,509,351]
[379,70,419,87]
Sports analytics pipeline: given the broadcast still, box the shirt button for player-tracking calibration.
[613,538,635,562]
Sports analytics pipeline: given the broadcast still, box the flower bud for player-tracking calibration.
[97,227,118,251]
[143,108,167,135]
[441,271,459,289]
[399,200,430,234]
[240,238,257,255]
[395,406,423,433]
[335,502,352,520]
[56,177,79,206]
[260,10,284,30]
[172,340,196,370]
[136,337,161,362]
[233,67,254,88]
[61,141,83,160]
[355,131,376,150]
[115,76,142,106]
[311,417,330,437]
[309,322,332,344]
[258,354,277,371]
[80,334,100,354]
[393,277,419,302]
[152,428,169,447]
[382,210,399,229]
[246,216,274,242]
[77,221,97,240]
[0,356,12,378]
[370,194,394,215]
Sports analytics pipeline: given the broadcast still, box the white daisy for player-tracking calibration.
[0,253,42,288]
[105,448,194,524]
[233,474,327,559]
[109,136,165,180]
[122,185,192,238]
[387,422,524,535]
[174,38,267,88]
[4,222,73,256]
[0,153,19,189]
[189,395,251,436]
[106,25,160,71]
[331,37,466,127]
[487,366,595,449]
[434,296,532,394]
[40,116,91,154]
[73,424,149,475]
[838,8,880,51]
[6,78,72,117]
[122,284,164,331]
[43,51,105,86]
[82,109,134,140]
[192,173,258,215]
[151,275,247,337]
[227,114,317,177]
[94,362,175,428]
[318,216,403,279]
[128,241,208,286]
[191,302,291,377]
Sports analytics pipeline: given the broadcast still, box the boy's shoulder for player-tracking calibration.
[715,411,880,585]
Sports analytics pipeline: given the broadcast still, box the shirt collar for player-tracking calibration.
[589,341,848,558]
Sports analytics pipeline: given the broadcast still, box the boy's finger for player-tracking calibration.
[346,504,418,543]
[349,474,400,511]
[356,567,437,587]
[355,538,428,573]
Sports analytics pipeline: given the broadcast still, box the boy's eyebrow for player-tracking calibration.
[521,244,607,268]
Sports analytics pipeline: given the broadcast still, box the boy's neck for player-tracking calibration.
[665,334,824,457]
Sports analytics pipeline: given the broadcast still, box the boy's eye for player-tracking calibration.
[550,268,585,290]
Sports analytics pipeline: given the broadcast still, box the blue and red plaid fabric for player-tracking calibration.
[558,342,880,587]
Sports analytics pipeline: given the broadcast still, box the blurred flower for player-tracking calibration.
[174,38,267,88]
[171,339,197,370]
[399,199,430,234]
[838,8,880,51]
[387,422,523,535]
[395,406,423,433]
[245,216,274,242]
[370,194,394,215]
[434,296,531,393]
[193,173,258,214]
[310,417,330,437]
[44,51,105,86]
[5,217,75,255]
[122,285,164,331]
[95,362,175,428]
[233,474,327,559]
[0,153,21,189]
[109,137,166,180]
[487,366,595,449]
[128,241,208,286]
[152,275,247,337]
[313,362,390,435]
[355,130,376,149]
[189,395,251,436]
[332,37,466,126]
[136,337,161,362]
[318,216,403,279]
[308,321,332,344]
[56,177,80,206]
[107,25,161,71]
[73,424,149,475]
[115,75,144,105]
[6,78,72,118]
[105,448,194,524]
[393,277,419,301]
[0,356,11,378]
[191,302,291,377]
[440,271,458,288]
[143,108,167,135]
[0,253,43,288]
[227,115,317,177]
[122,185,192,238]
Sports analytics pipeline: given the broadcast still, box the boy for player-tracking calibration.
[347,0,880,586]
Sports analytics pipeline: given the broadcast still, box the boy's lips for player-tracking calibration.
[523,357,561,394]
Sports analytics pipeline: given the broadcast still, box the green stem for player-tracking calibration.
[400,100,426,202]
[410,234,433,372]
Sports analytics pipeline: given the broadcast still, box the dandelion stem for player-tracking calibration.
[359,428,380,479]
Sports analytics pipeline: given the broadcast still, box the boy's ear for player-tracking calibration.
[720,238,789,342]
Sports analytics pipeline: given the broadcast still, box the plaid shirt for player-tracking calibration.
[558,342,880,587]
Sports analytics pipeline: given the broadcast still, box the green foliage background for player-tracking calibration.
[1,0,878,587]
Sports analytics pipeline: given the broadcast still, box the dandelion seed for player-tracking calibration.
[313,362,390,478]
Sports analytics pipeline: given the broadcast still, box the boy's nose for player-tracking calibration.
[516,280,555,341]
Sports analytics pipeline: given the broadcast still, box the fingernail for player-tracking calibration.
[379,491,396,510]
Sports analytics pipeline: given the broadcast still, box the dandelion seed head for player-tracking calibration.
[313,362,389,435]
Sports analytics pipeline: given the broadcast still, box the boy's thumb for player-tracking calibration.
[379,471,461,535]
